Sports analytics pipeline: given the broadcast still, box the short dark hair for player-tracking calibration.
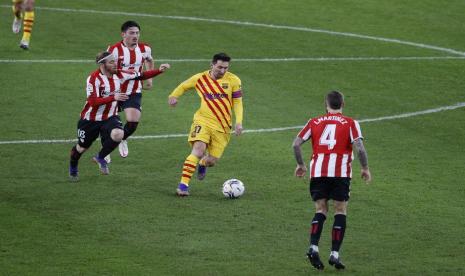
[326,91,344,109]
[212,52,231,64]
[95,51,112,64]
[121,20,141,32]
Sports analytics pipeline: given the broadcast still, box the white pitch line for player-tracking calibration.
[0,5,464,57]
[2,56,465,64]
[1,102,464,145]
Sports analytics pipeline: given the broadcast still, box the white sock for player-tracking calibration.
[330,251,339,259]
[310,245,319,252]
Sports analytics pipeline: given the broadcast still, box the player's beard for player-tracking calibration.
[106,64,117,74]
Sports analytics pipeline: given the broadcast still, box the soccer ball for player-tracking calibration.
[222,179,245,199]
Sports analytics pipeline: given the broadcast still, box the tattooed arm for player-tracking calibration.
[353,138,372,183]
[292,136,307,177]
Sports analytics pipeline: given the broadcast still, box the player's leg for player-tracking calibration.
[119,94,143,157]
[328,178,350,270]
[69,119,99,181]
[306,178,330,270]
[176,141,207,196]
[177,123,210,196]
[93,117,124,175]
[12,0,23,34]
[197,130,230,180]
[19,0,34,50]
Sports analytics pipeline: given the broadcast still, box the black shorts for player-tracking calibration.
[119,93,142,111]
[310,177,351,202]
[76,116,123,148]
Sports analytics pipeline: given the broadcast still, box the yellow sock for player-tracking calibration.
[22,11,34,43]
[180,154,199,186]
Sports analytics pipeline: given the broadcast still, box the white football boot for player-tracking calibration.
[12,17,21,34]
[118,140,129,158]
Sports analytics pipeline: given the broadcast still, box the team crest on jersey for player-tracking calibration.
[221,83,229,89]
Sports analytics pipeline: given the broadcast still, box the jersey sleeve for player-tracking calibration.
[349,120,363,143]
[86,75,99,97]
[169,74,199,98]
[119,72,139,82]
[231,75,242,95]
[297,119,312,141]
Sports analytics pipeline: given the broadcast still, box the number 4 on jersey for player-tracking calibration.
[319,124,337,150]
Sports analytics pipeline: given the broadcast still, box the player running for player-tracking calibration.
[11,0,35,50]
[106,20,169,159]
[168,53,244,196]
[292,91,371,270]
[68,51,169,181]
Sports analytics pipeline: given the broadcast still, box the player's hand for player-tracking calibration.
[361,167,372,183]
[234,123,243,136]
[114,92,129,102]
[295,164,307,178]
[168,96,178,107]
[143,78,153,90]
[159,63,171,72]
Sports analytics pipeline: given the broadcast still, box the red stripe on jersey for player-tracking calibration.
[80,103,91,119]
[101,78,116,120]
[129,49,136,68]
[116,43,124,69]
[24,19,33,23]
[182,174,192,179]
[89,75,104,121]
[346,154,352,178]
[197,79,231,129]
[335,154,343,177]
[195,83,227,132]
[310,154,317,177]
[139,43,146,53]
[320,154,330,176]
[202,75,231,118]
[211,78,233,107]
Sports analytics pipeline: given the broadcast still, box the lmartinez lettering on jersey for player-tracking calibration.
[205,93,228,100]
[314,115,348,125]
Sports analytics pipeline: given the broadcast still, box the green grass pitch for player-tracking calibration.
[1,0,465,274]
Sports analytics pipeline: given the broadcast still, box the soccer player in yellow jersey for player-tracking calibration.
[169,53,244,196]
[12,0,35,50]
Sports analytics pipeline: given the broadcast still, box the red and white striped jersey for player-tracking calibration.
[298,113,363,178]
[107,41,153,95]
[80,70,138,121]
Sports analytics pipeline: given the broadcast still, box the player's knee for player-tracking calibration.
[76,144,87,153]
[24,0,34,11]
[111,128,125,142]
[333,201,347,214]
[192,142,206,157]
[314,200,328,214]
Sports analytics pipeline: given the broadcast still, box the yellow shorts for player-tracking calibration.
[188,122,230,158]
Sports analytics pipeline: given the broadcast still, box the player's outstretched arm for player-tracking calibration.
[168,75,197,107]
[292,136,307,177]
[353,138,372,183]
[143,59,155,90]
